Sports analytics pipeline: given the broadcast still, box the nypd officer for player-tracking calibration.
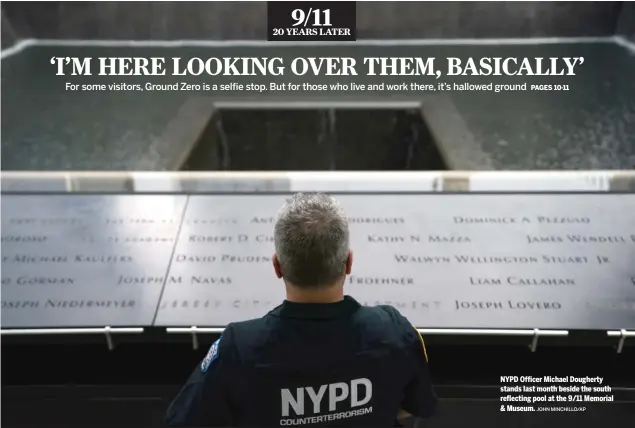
[166,193,437,426]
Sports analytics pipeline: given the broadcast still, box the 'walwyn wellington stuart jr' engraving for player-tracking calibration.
[393,255,610,264]
[1,194,634,330]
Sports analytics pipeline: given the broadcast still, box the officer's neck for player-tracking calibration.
[285,283,344,304]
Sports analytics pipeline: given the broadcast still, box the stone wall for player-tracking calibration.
[1,1,624,41]
[1,9,18,49]
[616,2,635,42]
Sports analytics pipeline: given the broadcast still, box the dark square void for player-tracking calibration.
[181,109,447,171]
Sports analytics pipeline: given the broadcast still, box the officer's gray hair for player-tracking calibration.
[274,193,350,288]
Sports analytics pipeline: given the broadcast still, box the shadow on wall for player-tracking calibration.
[0,1,627,42]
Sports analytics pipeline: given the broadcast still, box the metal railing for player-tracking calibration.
[0,327,145,350]
[1,326,632,353]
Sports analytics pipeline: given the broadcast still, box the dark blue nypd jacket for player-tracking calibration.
[166,296,437,426]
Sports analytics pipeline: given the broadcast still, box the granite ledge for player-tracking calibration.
[1,171,633,193]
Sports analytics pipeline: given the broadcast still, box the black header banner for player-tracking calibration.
[267,1,357,41]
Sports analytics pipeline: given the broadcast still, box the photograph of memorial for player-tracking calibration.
[1,1,634,427]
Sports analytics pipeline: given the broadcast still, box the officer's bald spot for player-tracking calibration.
[274,193,350,288]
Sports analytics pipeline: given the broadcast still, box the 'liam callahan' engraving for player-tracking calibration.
[469,276,576,286]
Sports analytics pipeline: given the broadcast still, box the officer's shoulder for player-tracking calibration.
[357,304,409,326]
[224,317,271,348]
[357,305,418,341]
[226,318,267,333]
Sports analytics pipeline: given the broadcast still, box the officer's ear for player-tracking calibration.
[345,250,353,275]
[273,254,283,279]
